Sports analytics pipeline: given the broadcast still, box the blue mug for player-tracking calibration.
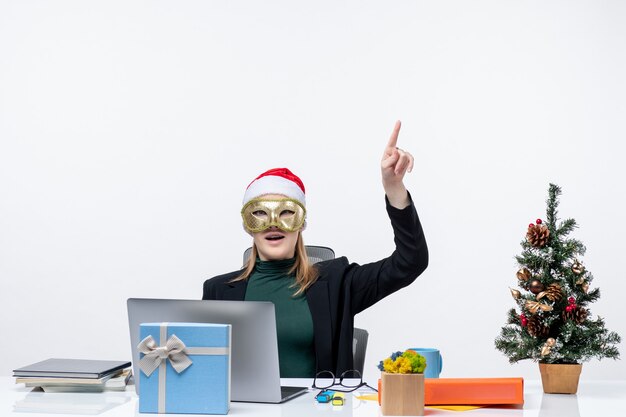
[408,348,443,378]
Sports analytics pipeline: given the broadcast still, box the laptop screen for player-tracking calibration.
[127,298,297,403]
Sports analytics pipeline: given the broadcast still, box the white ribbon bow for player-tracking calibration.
[137,334,193,376]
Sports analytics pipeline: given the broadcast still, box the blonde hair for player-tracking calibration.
[233,233,318,296]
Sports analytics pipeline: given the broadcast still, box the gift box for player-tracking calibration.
[377,377,524,406]
[138,322,231,414]
[424,377,524,405]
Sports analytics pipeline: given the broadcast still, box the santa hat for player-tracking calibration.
[242,168,306,206]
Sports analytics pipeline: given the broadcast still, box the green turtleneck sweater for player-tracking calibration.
[244,258,316,377]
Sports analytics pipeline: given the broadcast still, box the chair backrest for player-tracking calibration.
[352,327,369,374]
[242,245,335,265]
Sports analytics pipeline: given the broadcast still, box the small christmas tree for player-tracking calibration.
[495,184,620,364]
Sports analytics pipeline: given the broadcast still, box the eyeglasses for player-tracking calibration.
[312,370,378,396]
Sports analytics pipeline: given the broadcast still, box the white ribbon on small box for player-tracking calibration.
[137,323,229,414]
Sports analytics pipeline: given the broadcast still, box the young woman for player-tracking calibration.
[202,121,428,377]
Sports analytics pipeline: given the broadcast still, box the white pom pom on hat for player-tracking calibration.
[242,167,306,206]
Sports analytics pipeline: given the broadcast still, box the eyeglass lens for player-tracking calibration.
[313,370,336,389]
[339,370,362,387]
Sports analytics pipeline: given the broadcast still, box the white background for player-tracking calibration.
[1,0,625,383]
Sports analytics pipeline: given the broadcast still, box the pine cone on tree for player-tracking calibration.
[544,283,563,302]
[563,307,589,324]
[527,224,550,247]
[526,316,549,337]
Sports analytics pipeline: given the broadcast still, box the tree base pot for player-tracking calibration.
[538,363,582,394]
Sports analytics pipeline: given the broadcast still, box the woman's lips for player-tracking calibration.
[265,233,285,241]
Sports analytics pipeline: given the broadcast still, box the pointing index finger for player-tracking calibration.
[386,120,402,149]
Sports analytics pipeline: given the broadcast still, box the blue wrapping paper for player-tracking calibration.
[138,322,230,414]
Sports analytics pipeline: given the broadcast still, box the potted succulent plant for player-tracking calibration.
[378,350,427,416]
[495,184,620,394]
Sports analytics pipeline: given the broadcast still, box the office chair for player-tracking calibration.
[242,245,369,373]
[242,245,335,265]
[352,328,369,374]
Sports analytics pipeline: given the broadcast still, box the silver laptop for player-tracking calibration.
[127,298,309,403]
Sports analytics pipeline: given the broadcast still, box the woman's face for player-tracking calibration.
[250,194,301,261]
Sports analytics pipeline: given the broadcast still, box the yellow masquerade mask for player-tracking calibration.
[241,198,306,233]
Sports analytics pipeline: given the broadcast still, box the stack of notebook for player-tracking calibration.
[13,358,132,393]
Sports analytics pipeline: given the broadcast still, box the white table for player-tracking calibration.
[2,377,625,416]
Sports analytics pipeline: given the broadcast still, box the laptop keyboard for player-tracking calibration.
[280,385,308,400]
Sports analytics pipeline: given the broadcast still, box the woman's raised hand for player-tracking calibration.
[381,120,413,208]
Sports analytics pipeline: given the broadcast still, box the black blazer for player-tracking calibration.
[202,195,428,374]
